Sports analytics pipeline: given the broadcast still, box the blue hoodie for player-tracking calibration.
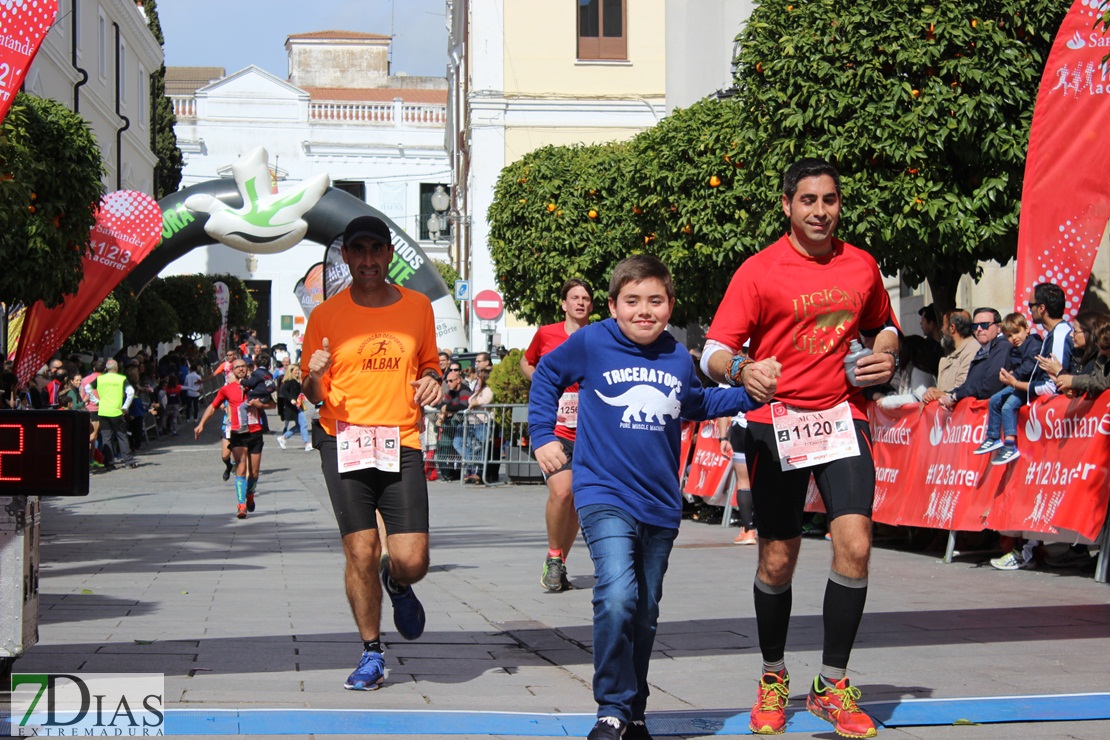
[529,319,760,528]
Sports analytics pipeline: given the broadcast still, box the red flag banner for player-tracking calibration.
[0,0,59,124]
[13,190,163,383]
[683,421,732,499]
[1014,0,1110,316]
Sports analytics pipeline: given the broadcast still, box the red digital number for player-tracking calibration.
[0,423,25,481]
[38,423,63,480]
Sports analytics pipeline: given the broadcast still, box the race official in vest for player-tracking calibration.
[86,358,138,469]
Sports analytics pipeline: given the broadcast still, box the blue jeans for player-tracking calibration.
[578,503,678,723]
[282,410,310,443]
[987,387,1024,440]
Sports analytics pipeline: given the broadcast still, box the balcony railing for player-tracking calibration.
[170,96,445,127]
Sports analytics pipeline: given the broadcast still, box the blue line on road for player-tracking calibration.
[167,692,1110,735]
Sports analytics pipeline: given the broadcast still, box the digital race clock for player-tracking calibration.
[0,410,90,496]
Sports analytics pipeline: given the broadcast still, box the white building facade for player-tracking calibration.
[446,0,667,351]
[161,31,451,350]
[25,0,162,193]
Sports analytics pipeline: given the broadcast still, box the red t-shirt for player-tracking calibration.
[211,381,263,434]
[706,235,895,424]
[525,322,581,441]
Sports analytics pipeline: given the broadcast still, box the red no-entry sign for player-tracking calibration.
[473,290,504,320]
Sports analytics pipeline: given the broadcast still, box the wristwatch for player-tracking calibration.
[423,370,443,383]
[880,351,900,371]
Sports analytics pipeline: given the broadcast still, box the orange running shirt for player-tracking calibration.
[302,286,440,450]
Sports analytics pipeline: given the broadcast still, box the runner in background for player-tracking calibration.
[520,278,594,592]
[203,349,242,481]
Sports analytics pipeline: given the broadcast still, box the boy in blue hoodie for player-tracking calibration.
[529,255,779,740]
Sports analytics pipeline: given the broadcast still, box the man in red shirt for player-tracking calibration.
[203,349,242,480]
[194,358,274,518]
[521,278,593,592]
[701,159,898,739]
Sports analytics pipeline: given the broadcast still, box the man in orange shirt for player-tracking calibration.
[303,216,443,691]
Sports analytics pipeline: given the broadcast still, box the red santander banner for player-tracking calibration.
[867,397,1110,541]
[13,190,163,383]
[1014,0,1110,317]
[0,0,59,124]
[683,421,732,499]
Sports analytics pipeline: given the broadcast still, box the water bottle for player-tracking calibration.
[844,339,873,387]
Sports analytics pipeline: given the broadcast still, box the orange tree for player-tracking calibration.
[488,142,636,325]
[720,0,1065,310]
[0,93,104,308]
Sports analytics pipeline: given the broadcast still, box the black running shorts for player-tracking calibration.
[744,419,875,541]
[534,437,574,479]
[230,429,264,455]
[318,436,429,537]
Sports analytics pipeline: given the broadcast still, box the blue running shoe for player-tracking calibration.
[344,650,385,690]
[380,554,426,640]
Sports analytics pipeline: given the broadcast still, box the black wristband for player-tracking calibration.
[423,370,443,384]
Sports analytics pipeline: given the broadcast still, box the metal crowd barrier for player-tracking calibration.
[421,403,544,487]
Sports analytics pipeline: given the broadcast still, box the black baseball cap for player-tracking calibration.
[343,216,392,247]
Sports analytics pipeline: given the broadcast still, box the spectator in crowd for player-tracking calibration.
[442,359,463,394]
[972,311,1042,459]
[475,352,492,374]
[43,359,66,408]
[82,359,105,463]
[872,335,940,408]
[0,370,18,409]
[987,283,1073,571]
[292,329,303,361]
[464,366,494,483]
[917,303,944,375]
[276,364,312,451]
[922,309,975,402]
[438,351,451,375]
[182,364,202,422]
[57,363,82,409]
[1038,310,1110,381]
[439,368,471,469]
[164,374,182,436]
[1053,315,1110,398]
[938,307,1011,409]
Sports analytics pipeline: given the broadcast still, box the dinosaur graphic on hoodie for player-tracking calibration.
[595,385,681,424]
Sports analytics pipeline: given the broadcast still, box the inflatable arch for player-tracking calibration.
[126,147,466,349]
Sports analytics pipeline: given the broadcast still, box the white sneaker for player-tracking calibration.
[276,436,287,450]
[304,443,313,452]
[990,550,1026,571]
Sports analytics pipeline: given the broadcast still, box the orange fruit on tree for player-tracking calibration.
[709,175,721,187]
[588,209,598,219]
[547,203,556,212]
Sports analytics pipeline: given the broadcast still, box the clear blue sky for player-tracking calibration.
[157,0,448,79]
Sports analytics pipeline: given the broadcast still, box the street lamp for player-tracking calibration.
[427,185,450,242]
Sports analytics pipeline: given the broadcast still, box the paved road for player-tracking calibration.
[4,417,1110,738]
